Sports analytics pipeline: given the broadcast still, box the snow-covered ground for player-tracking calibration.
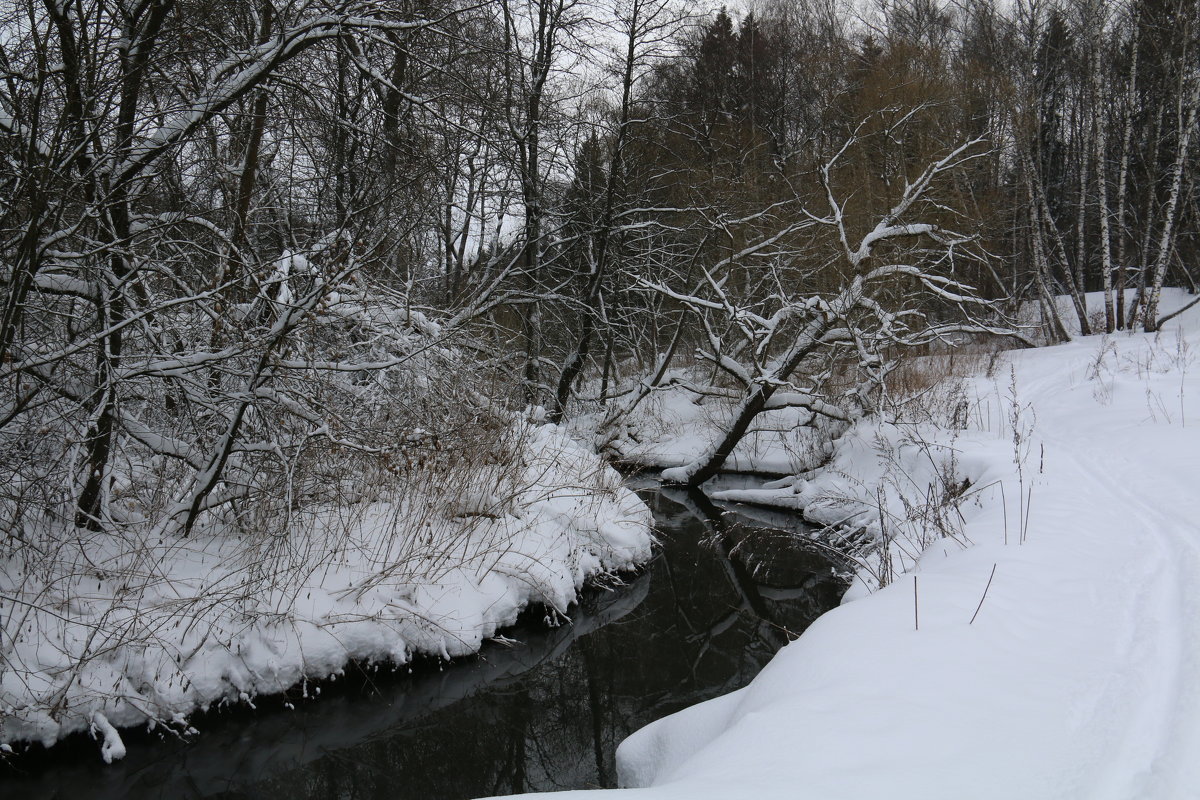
[0,425,652,760]
[496,288,1200,799]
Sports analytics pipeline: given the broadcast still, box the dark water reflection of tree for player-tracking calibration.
[1,482,848,800]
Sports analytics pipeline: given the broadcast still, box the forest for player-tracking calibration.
[2,0,1199,773]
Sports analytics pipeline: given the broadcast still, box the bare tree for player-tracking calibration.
[641,124,1018,486]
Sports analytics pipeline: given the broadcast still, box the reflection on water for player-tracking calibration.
[1,482,848,800]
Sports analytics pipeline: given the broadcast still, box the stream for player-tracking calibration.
[0,477,848,799]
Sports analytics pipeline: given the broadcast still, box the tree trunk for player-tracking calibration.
[1093,32,1115,333]
[77,0,174,530]
[1141,75,1198,331]
[547,0,641,423]
[662,311,838,487]
[1114,25,1139,329]
[1025,170,1070,343]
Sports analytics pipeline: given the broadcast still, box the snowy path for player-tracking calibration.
[491,292,1200,800]
[1031,355,1200,800]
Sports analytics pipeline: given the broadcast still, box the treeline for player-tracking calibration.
[1,0,1198,531]
[575,0,1200,376]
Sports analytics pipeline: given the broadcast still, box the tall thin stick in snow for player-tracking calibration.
[970,564,998,625]
[1021,486,1033,545]
[913,575,919,632]
[1000,482,1009,546]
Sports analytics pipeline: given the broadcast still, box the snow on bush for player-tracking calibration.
[0,272,654,758]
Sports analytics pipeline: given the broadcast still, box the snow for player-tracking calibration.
[89,712,125,764]
[601,376,834,476]
[492,288,1200,800]
[0,425,652,760]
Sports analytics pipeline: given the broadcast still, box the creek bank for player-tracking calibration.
[0,426,653,763]
[0,480,847,799]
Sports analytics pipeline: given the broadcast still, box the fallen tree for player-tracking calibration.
[617,125,1027,486]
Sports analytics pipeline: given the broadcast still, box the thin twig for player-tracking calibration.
[913,575,919,631]
[969,563,997,625]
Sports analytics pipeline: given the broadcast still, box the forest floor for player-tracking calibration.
[504,287,1200,800]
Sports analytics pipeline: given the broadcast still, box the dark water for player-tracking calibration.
[0,479,847,800]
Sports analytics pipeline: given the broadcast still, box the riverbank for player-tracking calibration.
[0,424,653,762]
[0,482,845,798]
[500,288,1200,800]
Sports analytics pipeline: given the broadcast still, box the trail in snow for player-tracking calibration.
[1029,347,1200,799]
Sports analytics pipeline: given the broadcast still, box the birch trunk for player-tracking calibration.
[1025,166,1071,343]
[1092,28,1115,333]
[1141,74,1199,331]
[1114,35,1138,329]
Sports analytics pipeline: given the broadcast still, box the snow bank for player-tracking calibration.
[489,288,1200,800]
[0,425,652,759]
[600,378,835,475]
[710,414,1013,601]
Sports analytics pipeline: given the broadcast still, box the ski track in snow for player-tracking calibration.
[1041,374,1200,799]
